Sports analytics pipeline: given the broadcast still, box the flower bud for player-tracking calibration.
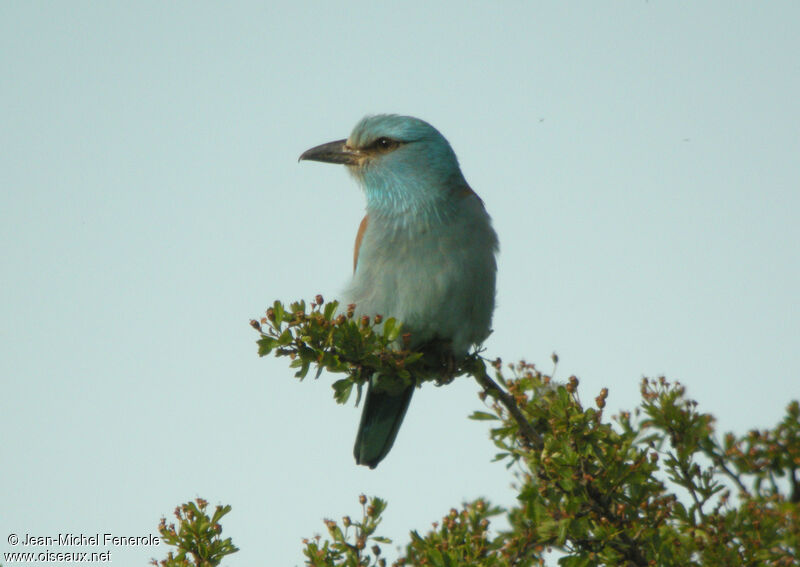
[566,375,579,393]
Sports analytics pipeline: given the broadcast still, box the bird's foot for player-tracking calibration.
[435,352,458,385]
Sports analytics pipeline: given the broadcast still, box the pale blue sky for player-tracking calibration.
[1,2,798,566]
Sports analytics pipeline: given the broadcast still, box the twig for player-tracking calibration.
[706,451,749,495]
[470,362,544,451]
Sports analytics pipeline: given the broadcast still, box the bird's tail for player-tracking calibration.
[354,377,414,469]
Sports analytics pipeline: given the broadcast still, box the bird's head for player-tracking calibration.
[300,115,468,217]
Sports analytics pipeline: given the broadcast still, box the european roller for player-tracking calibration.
[300,115,498,468]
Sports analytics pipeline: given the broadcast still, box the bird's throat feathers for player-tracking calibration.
[352,167,467,228]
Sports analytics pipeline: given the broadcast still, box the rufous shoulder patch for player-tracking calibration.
[354,215,368,272]
[459,185,483,205]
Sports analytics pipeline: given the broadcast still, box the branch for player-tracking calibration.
[704,447,750,495]
[470,359,543,450]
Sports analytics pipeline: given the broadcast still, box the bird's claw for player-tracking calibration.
[434,352,458,385]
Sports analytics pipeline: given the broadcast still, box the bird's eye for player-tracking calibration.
[375,137,396,151]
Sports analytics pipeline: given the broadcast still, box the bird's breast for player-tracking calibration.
[344,198,497,355]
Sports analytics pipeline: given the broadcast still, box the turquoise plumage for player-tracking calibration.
[300,115,498,468]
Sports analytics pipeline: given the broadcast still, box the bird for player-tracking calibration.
[299,114,498,468]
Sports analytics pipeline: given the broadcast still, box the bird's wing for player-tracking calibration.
[459,184,484,205]
[354,214,369,273]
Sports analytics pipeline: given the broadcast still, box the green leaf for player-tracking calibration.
[559,554,591,567]
[323,300,339,320]
[429,548,445,567]
[257,336,278,356]
[210,504,232,524]
[470,411,499,421]
[272,300,285,325]
[332,379,353,404]
[557,518,570,545]
[294,358,311,379]
[277,328,293,346]
[290,300,306,315]
[383,317,402,342]
[404,352,423,364]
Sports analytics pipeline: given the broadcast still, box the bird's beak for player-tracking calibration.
[299,139,362,165]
